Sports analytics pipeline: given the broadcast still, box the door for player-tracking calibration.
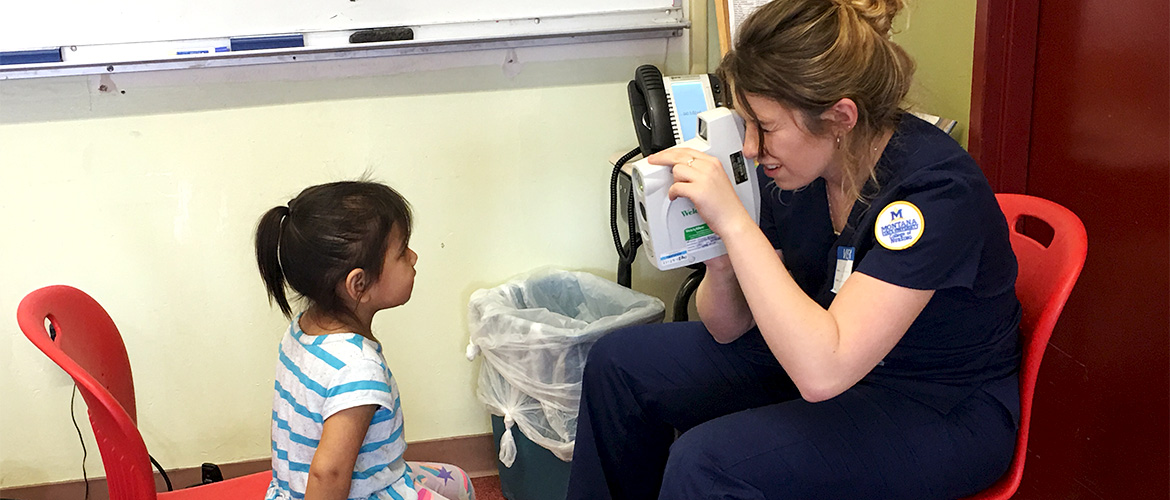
[971,0,1169,498]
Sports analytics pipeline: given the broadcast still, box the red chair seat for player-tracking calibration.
[159,471,271,499]
[961,194,1087,499]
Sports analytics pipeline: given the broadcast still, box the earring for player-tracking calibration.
[835,135,842,150]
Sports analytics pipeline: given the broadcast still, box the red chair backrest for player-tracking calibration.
[964,194,1088,499]
[17,285,160,500]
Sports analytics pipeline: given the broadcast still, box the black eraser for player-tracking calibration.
[349,27,414,43]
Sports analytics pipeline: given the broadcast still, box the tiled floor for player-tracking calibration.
[470,474,505,500]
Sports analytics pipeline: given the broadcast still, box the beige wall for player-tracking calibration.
[0,1,977,487]
[893,0,978,146]
[0,41,695,486]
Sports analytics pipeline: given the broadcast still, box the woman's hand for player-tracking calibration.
[647,148,755,237]
[703,253,733,272]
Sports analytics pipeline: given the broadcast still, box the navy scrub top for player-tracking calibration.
[758,113,1022,418]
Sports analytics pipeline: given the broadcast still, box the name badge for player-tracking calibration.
[831,246,855,294]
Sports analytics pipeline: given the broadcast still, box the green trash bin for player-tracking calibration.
[491,414,572,500]
[467,268,665,500]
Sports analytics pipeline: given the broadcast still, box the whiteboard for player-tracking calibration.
[0,0,684,78]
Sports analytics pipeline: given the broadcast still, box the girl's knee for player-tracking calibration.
[409,462,474,500]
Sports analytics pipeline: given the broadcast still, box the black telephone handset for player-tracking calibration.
[627,64,727,157]
[628,65,675,157]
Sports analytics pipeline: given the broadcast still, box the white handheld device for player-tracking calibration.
[631,107,761,271]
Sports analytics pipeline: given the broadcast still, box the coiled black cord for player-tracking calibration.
[610,147,643,263]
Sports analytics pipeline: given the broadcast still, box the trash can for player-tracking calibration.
[467,268,665,500]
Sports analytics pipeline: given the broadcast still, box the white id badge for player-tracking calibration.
[831,246,855,294]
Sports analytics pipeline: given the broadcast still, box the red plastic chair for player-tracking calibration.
[962,194,1088,499]
[17,285,271,500]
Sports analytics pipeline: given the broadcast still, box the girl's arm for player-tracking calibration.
[305,405,378,500]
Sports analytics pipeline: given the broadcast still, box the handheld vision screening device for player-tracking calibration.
[631,107,761,271]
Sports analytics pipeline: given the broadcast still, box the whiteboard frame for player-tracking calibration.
[1,8,686,80]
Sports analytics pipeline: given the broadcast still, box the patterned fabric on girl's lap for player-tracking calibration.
[409,461,476,500]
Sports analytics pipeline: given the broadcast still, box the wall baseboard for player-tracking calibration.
[0,433,497,500]
[405,432,499,478]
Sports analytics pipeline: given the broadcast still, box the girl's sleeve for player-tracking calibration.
[320,358,397,421]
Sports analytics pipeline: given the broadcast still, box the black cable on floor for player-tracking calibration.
[70,385,89,500]
[150,454,173,491]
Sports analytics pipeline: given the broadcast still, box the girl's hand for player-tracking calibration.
[647,148,754,237]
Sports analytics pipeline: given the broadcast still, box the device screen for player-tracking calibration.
[670,79,710,142]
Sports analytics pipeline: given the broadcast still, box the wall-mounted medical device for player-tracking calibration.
[630,107,761,271]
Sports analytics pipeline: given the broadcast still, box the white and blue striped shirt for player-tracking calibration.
[266,314,417,500]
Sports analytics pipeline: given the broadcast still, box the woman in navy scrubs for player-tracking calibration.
[566,0,1021,499]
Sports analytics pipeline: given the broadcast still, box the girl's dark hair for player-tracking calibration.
[254,180,413,319]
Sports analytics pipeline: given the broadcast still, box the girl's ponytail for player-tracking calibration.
[255,205,293,317]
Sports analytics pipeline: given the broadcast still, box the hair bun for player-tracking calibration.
[841,0,904,36]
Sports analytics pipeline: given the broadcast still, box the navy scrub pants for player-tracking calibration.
[566,321,1016,500]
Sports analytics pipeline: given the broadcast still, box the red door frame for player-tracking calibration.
[968,0,1040,194]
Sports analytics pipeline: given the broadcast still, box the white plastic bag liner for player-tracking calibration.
[468,268,665,465]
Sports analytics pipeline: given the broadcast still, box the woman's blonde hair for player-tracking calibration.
[718,0,915,201]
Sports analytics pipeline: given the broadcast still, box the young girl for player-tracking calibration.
[255,180,475,500]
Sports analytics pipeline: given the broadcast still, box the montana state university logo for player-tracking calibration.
[875,201,924,250]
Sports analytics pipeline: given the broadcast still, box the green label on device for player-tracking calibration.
[684,224,713,240]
